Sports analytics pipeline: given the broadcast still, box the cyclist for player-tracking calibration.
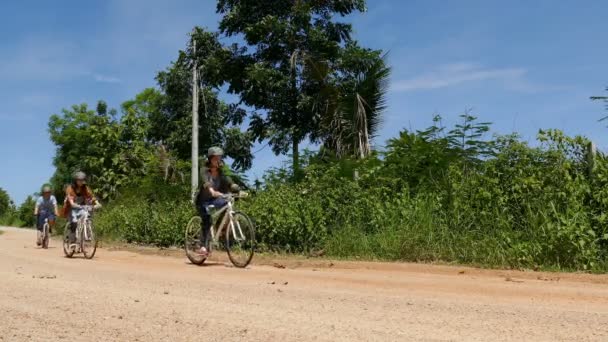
[195,147,239,256]
[34,184,59,246]
[64,171,101,250]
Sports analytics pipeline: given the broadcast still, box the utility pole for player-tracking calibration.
[191,33,199,202]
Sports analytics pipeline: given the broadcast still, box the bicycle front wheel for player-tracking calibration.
[225,212,255,268]
[62,223,74,258]
[42,223,50,249]
[82,220,97,259]
[185,216,206,265]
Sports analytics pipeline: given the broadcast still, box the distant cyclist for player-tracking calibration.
[195,147,239,256]
[63,171,101,250]
[34,184,59,246]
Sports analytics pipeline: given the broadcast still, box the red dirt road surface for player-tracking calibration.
[1,226,608,341]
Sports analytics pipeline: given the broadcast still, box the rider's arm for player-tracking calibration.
[66,186,81,209]
[87,187,102,208]
[201,169,223,198]
[51,196,59,216]
[34,197,41,215]
[208,186,223,198]
[224,175,240,193]
[67,196,79,208]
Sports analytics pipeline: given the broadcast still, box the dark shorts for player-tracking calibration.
[198,198,228,217]
[37,211,56,231]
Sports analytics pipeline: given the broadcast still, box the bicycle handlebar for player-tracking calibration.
[222,191,249,200]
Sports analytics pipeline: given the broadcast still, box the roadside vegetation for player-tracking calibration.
[3,1,608,272]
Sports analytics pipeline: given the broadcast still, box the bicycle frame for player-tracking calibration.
[208,196,246,244]
[75,206,93,244]
[42,218,49,239]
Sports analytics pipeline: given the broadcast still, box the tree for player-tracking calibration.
[48,101,153,200]
[121,88,164,143]
[216,0,368,176]
[18,196,36,227]
[446,111,494,165]
[0,187,10,217]
[317,45,390,158]
[155,28,253,171]
[591,86,608,121]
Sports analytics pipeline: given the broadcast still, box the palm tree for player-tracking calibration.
[591,86,608,122]
[320,54,391,159]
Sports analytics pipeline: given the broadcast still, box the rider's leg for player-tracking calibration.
[68,209,79,244]
[36,213,44,245]
[209,197,228,209]
[199,204,212,253]
[36,213,45,231]
[48,218,56,233]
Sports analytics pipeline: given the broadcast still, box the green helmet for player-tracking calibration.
[41,184,52,193]
[207,146,224,158]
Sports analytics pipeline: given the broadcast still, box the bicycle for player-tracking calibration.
[39,217,50,249]
[185,193,255,268]
[63,205,98,259]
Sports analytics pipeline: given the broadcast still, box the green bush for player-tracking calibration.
[18,196,37,228]
[95,180,196,247]
[89,122,608,272]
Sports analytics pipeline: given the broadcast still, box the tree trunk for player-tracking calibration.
[292,136,301,180]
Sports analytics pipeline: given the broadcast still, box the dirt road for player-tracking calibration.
[2,227,608,341]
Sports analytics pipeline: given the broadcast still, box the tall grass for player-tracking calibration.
[91,127,608,272]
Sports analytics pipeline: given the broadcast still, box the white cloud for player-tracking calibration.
[93,74,122,83]
[392,63,528,92]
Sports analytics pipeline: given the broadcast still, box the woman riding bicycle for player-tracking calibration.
[195,147,239,256]
[34,184,59,246]
[63,171,101,250]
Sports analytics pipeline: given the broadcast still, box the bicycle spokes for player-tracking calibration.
[230,219,246,242]
[225,212,255,268]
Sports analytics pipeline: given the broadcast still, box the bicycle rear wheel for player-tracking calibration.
[42,223,50,249]
[185,216,206,265]
[82,220,97,259]
[226,212,255,268]
[62,223,74,258]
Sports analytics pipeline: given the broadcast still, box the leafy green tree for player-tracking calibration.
[0,187,10,217]
[216,0,370,175]
[383,116,456,194]
[18,196,37,227]
[155,28,253,170]
[446,111,494,165]
[48,101,153,200]
[121,88,164,143]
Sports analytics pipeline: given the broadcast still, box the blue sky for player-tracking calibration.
[0,0,606,204]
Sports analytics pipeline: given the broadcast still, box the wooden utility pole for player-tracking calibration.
[191,34,199,202]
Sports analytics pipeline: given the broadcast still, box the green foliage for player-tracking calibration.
[155,29,253,171]
[0,187,10,218]
[18,196,37,228]
[216,0,378,174]
[48,101,153,201]
[38,5,608,274]
[0,193,22,227]
[235,118,607,271]
[319,47,391,158]
[95,178,195,247]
